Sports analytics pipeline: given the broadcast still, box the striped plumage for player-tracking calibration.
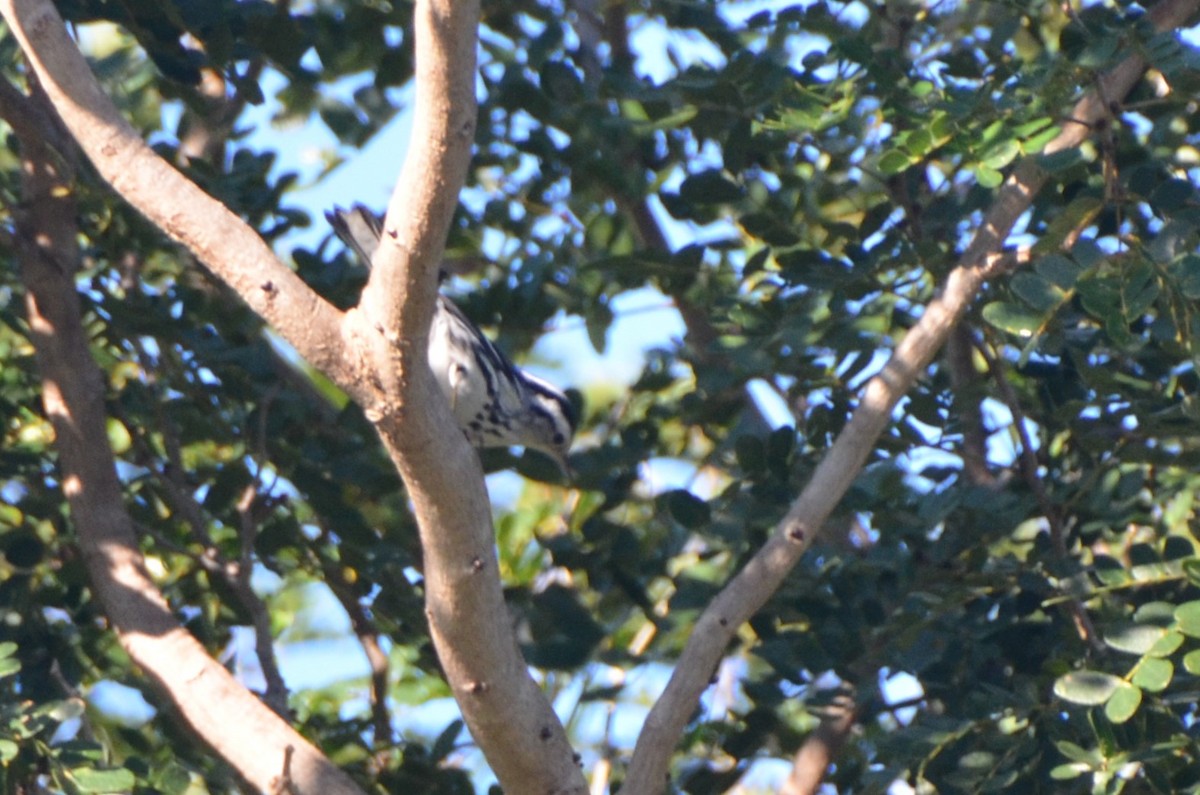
[326,205,576,471]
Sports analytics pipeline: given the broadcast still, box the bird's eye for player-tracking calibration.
[553,433,564,444]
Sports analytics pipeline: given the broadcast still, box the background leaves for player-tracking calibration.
[2,0,1200,793]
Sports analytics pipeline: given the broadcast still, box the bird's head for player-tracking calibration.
[519,377,578,476]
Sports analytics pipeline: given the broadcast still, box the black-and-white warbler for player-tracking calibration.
[327,205,577,472]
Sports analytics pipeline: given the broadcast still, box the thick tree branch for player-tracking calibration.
[4,0,586,790]
[621,1,1200,789]
[3,81,362,795]
[334,0,588,790]
[0,0,349,388]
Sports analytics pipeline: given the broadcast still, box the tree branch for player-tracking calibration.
[334,0,588,790]
[0,0,349,388]
[621,1,1200,789]
[780,691,857,795]
[114,380,292,715]
[3,78,362,795]
[976,339,1102,650]
[322,559,395,748]
[4,0,587,789]
[946,320,1002,489]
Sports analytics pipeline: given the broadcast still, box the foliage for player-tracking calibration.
[2,0,1200,793]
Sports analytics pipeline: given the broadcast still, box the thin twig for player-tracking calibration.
[317,527,395,748]
[975,339,1102,650]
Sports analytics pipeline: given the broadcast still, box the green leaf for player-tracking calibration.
[982,139,1020,170]
[906,128,935,157]
[1120,262,1159,320]
[678,170,744,205]
[1174,600,1200,637]
[1149,178,1196,213]
[1182,649,1200,675]
[1022,122,1063,153]
[1050,763,1089,780]
[879,149,913,175]
[1146,630,1185,658]
[1035,254,1085,289]
[0,502,22,528]
[1169,254,1200,298]
[1077,34,1121,68]
[1038,147,1086,173]
[735,435,766,473]
[1054,739,1100,764]
[1132,658,1173,692]
[664,490,711,529]
[1011,272,1067,312]
[430,719,463,764]
[584,301,614,354]
[1092,554,1129,586]
[540,61,582,103]
[106,418,132,455]
[645,106,699,131]
[1185,558,1200,587]
[975,164,1004,188]
[1104,682,1142,724]
[1077,277,1119,318]
[982,301,1041,336]
[1054,670,1122,705]
[1034,196,1104,254]
[65,767,137,794]
[1104,624,1166,655]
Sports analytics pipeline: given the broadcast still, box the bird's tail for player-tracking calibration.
[325,205,382,267]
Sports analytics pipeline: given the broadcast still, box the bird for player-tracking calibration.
[326,205,576,473]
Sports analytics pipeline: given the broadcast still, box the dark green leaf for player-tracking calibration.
[1011,272,1067,312]
[982,301,1041,336]
[678,170,744,205]
[1035,254,1085,289]
[664,490,711,529]
[430,719,463,764]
